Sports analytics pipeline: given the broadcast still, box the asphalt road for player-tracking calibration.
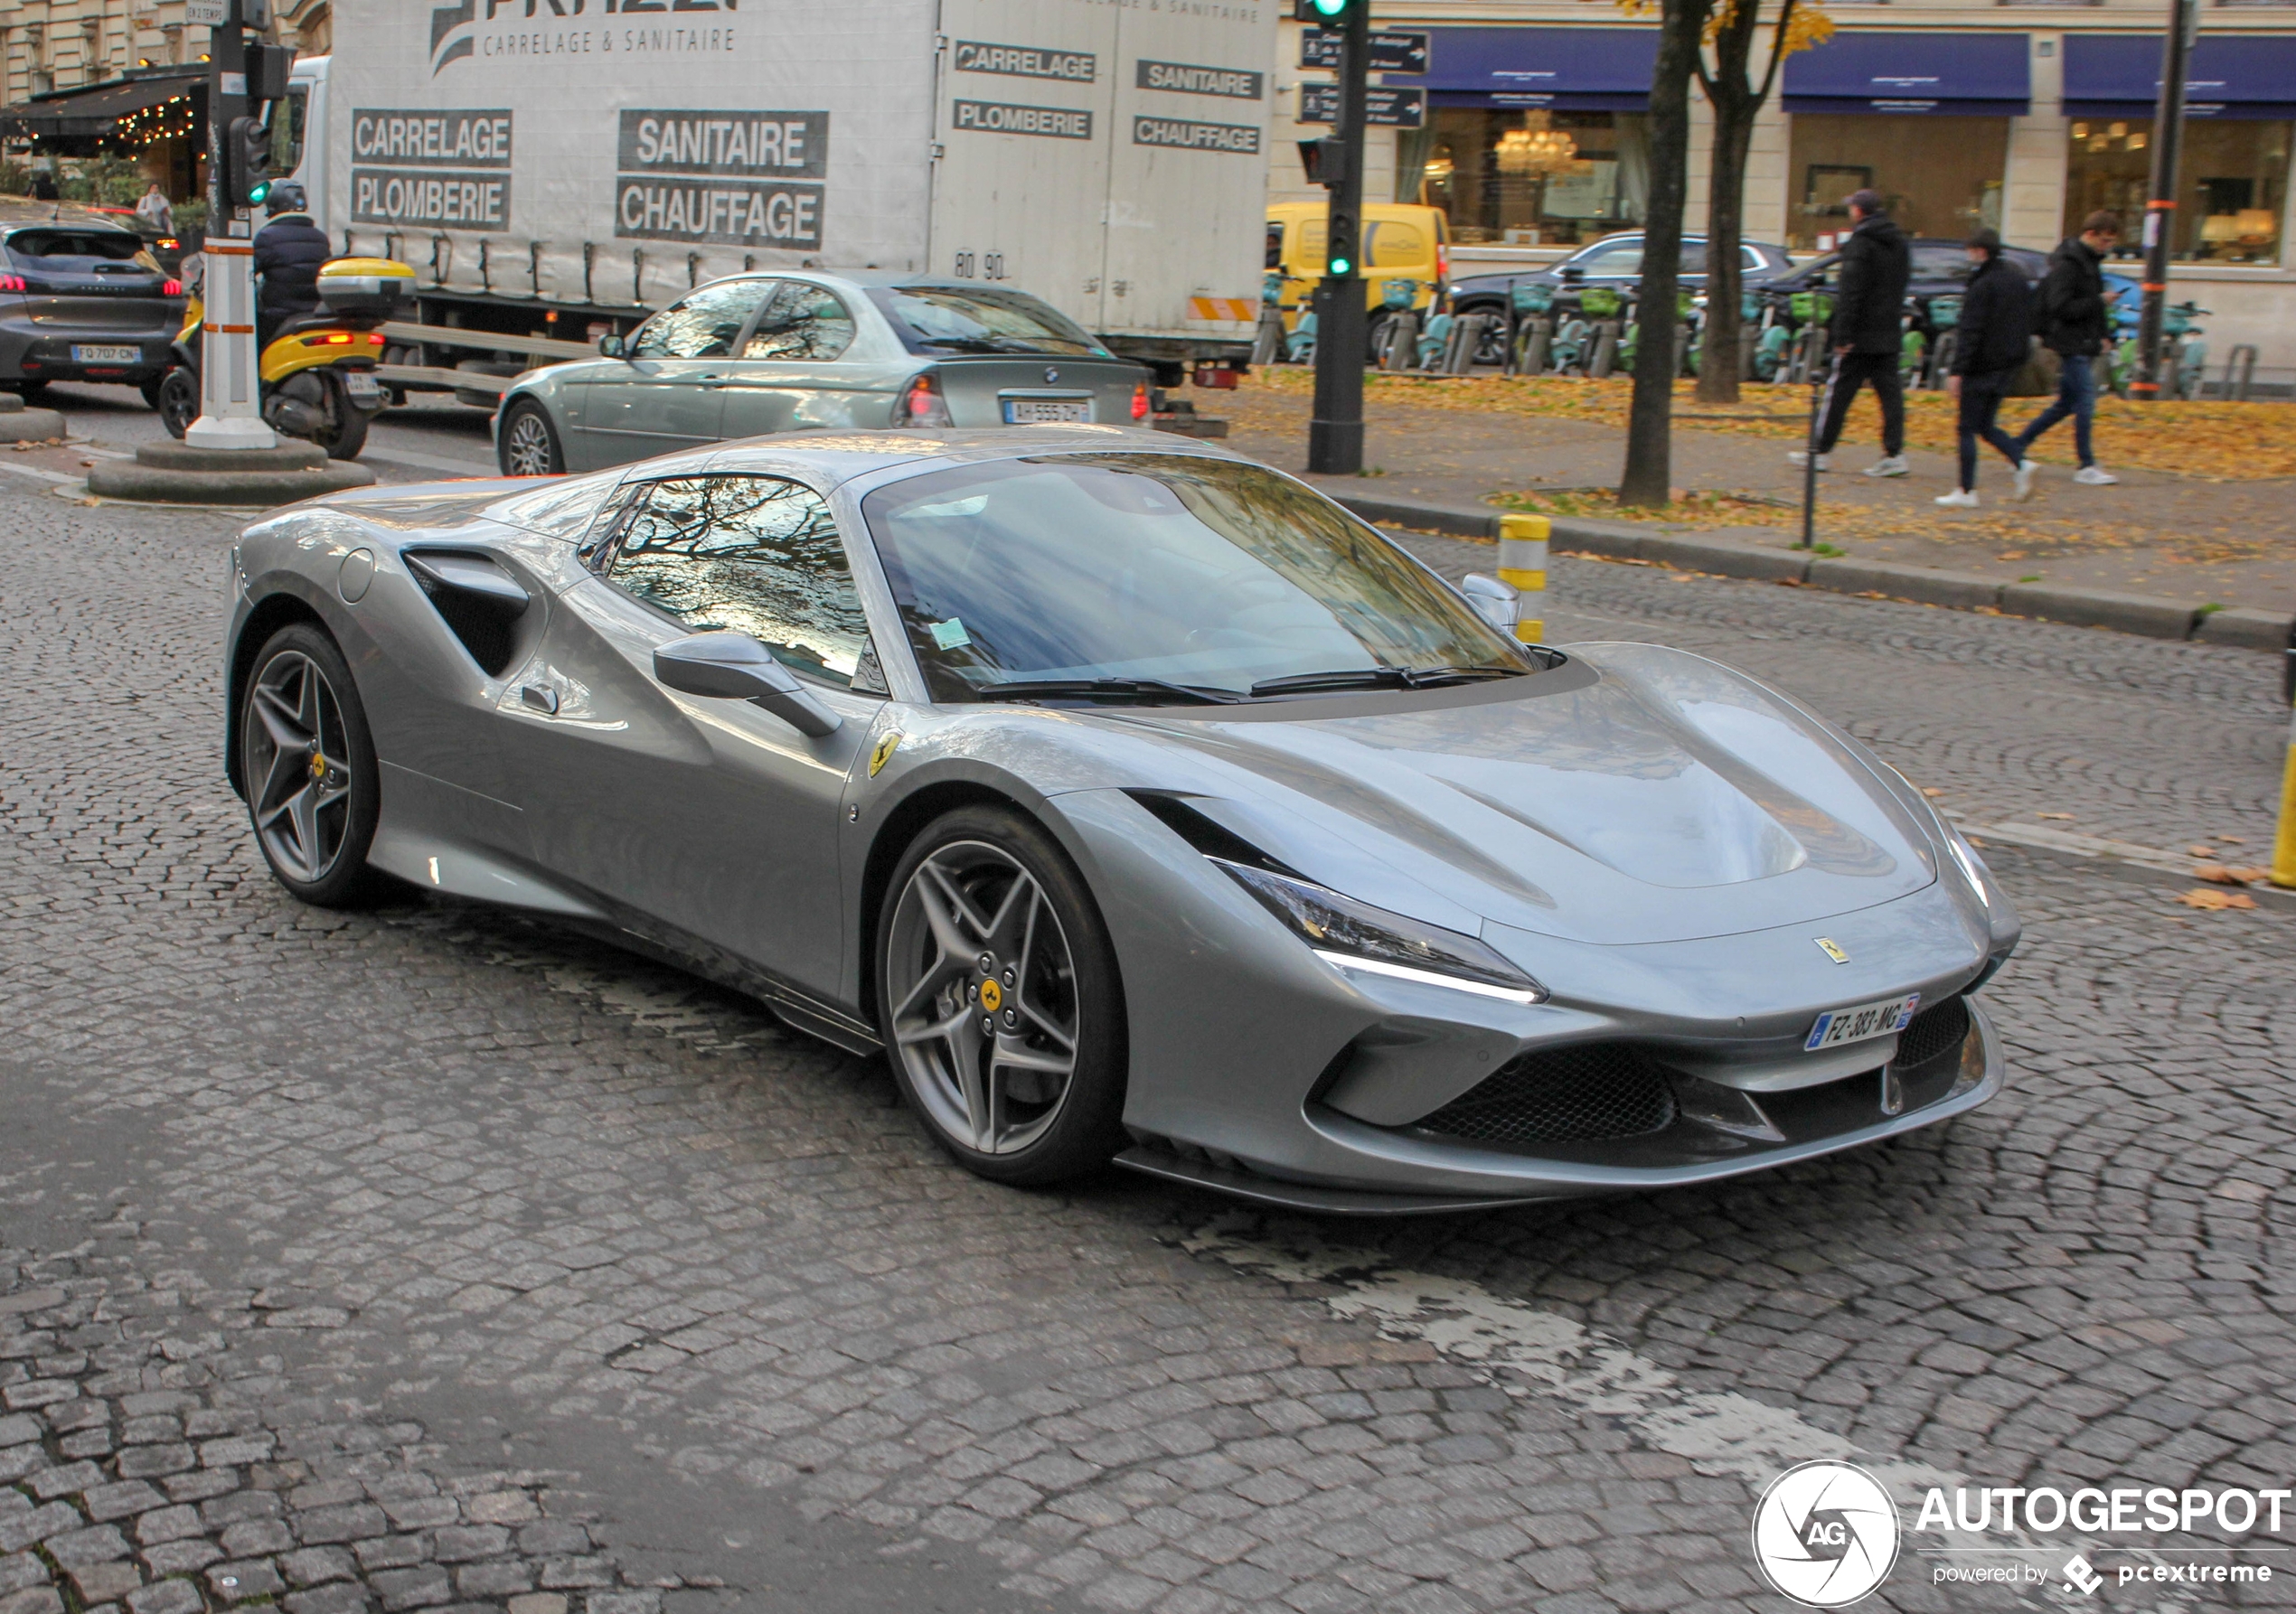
[1,442,2292,1614]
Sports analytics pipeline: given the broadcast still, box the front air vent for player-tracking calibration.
[1890,995,1970,1072]
[405,550,530,677]
[1124,790,1295,875]
[1410,1043,1678,1146]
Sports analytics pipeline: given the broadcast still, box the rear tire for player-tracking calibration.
[7,380,47,404]
[155,366,198,438]
[239,624,388,909]
[315,374,370,460]
[875,805,1127,1187]
[498,399,564,475]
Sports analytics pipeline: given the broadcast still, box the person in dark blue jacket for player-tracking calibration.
[1935,229,2035,509]
[252,183,333,349]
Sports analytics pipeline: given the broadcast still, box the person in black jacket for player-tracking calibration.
[2009,210,2121,486]
[252,183,333,349]
[1790,189,1913,478]
[1935,229,2035,509]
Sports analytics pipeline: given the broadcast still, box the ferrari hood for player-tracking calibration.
[1109,643,1941,947]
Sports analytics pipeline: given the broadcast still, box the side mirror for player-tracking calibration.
[653,632,842,737]
[1558,265,1585,285]
[598,333,626,359]
[1462,573,1518,633]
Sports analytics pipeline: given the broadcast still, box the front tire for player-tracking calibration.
[498,399,564,475]
[240,624,386,908]
[155,366,198,438]
[876,806,1127,1186]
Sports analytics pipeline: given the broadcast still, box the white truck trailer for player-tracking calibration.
[285,0,1275,408]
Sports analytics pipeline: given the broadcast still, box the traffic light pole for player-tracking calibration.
[2132,0,2197,402]
[1305,0,1369,475]
[188,0,275,450]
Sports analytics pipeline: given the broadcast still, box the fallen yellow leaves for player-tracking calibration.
[1242,370,2296,480]
[2177,887,2259,910]
[2193,863,2272,885]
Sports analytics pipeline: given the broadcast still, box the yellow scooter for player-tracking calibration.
[156,257,414,460]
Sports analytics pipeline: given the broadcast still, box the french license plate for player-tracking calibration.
[343,371,383,400]
[72,343,141,364]
[1003,397,1091,425]
[1804,993,1920,1052]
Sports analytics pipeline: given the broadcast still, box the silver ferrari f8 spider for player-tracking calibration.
[224,427,2018,1213]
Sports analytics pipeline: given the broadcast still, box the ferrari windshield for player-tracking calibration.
[860,454,1528,702]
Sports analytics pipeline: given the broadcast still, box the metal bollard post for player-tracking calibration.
[2273,700,2296,890]
[1498,512,1549,645]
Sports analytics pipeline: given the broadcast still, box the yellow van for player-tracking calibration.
[1266,202,1450,333]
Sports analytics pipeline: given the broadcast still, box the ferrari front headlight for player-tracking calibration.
[1211,859,1547,1005]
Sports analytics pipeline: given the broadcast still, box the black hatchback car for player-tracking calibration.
[1448,230,1798,325]
[0,221,183,403]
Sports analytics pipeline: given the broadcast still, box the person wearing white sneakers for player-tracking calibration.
[1935,229,2036,509]
[1789,189,1912,480]
[2011,211,2122,487]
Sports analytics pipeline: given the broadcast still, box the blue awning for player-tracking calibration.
[2064,34,2296,120]
[1783,32,2030,117]
[1395,28,1661,113]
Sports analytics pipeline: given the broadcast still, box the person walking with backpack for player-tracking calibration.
[1789,189,1912,478]
[1935,229,2036,509]
[2011,211,2121,486]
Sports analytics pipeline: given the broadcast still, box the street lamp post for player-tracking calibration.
[1304,0,1368,475]
[2132,0,2198,401]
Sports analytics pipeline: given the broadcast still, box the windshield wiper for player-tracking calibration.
[1248,664,1525,698]
[975,677,1244,707]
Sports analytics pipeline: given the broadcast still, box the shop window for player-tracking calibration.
[1420,108,1650,247]
[1786,114,2009,248]
[2063,117,2287,263]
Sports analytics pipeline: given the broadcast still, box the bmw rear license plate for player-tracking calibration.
[1804,993,1920,1052]
[72,344,140,364]
[1003,397,1091,425]
[344,371,383,401]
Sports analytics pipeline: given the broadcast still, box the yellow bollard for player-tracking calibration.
[2274,703,2296,889]
[1498,511,1549,645]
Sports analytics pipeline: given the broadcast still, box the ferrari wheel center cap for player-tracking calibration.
[978,977,1004,1014]
[307,749,326,782]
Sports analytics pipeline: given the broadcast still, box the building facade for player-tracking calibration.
[1270,0,2296,383]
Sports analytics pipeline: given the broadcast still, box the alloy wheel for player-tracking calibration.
[503,408,556,475]
[243,649,355,885]
[884,840,1081,1155]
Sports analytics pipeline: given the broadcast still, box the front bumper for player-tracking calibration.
[1056,787,2010,1215]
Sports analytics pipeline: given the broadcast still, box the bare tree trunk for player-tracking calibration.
[1618,0,1707,508]
[1695,3,1764,405]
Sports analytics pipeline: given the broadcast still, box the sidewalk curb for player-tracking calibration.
[1331,492,2291,651]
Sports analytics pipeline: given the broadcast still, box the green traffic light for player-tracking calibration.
[1330,257,1351,276]
[249,181,270,204]
[1311,0,1348,14]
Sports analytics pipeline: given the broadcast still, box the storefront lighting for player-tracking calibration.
[1495,125,1580,176]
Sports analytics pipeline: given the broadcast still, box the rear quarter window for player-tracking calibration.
[6,230,146,267]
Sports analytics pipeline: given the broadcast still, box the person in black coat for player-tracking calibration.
[2009,210,2122,486]
[252,183,333,348]
[1792,190,1914,478]
[1935,229,2034,508]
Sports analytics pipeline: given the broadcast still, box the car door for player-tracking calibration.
[494,472,880,1001]
[715,282,888,438]
[577,278,776,466]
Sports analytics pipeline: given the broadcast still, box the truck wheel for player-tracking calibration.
[499,399,563,475]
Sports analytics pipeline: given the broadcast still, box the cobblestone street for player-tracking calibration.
[1,475,2292,1613]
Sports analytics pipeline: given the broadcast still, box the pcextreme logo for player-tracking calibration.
[1751,1462,1902,1607]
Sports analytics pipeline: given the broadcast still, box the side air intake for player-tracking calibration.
[404,550,530,677]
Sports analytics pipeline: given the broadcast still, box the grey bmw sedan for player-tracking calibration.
[495,272,1151,475]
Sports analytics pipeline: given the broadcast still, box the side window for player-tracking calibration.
[741,283,856,361]
[1580,243,1643,278]
[609,475,877,689]
[1266,221,1285,270]
[630,279,775,360]
[1679,241,1708,275]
